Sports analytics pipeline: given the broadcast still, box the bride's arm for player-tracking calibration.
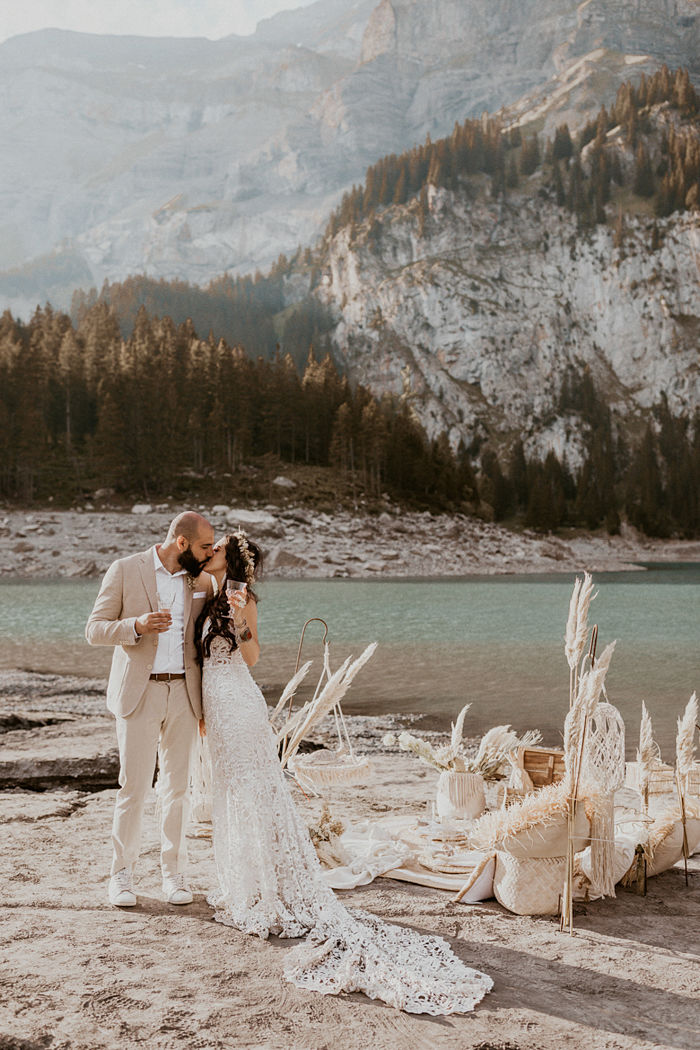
[234,596,260,667]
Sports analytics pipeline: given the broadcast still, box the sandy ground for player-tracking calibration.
[1,672,699,1050]
[4,505,700,580]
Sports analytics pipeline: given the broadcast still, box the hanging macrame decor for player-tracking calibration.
[271,618,377,793]
[579,700,626,898]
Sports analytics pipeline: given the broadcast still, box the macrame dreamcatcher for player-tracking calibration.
[579,700,626,898]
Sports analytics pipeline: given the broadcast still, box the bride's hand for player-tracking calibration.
[227,591,247,613]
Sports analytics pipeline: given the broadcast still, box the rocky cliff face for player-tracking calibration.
[315,185,700,465]
[2,0,699,315]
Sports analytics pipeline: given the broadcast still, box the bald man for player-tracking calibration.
[86,512,215,907]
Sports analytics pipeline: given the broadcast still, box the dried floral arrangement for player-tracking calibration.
[307,804,348,868]
[383,703,541,778]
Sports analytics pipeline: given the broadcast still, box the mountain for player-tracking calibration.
[318,187,700,468]
[309,80,700,472]
[2,0,699,315]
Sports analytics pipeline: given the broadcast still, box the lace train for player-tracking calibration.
[202,638,492,1014]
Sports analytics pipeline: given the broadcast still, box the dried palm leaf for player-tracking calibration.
[470,781,600,849]
[676,692,698,778]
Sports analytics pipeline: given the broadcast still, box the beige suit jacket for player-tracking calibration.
[85,547,212,718]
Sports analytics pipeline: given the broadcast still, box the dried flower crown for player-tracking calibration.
[233,529,255,585]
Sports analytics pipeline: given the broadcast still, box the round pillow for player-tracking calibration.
[647,817,700,877]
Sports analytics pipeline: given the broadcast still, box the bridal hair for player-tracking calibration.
[195,533,264,663]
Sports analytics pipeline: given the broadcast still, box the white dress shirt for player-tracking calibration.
[151,545,187,673]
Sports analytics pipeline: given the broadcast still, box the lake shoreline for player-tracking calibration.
[5,505,700,581]
[1,666,698,1050]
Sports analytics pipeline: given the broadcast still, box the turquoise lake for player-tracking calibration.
[1,567,698,757]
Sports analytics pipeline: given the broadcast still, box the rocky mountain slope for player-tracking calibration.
[315,186,700,466]
[2,0,699,315]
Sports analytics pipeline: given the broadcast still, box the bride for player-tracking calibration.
[195,531,492,1015]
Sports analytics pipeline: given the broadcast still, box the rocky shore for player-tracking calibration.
[1,668,698,1050]
[4,504,700,580]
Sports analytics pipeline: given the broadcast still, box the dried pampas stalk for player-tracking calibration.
[268,660,313,727]
[676,692,698,779]
[636,702,659,813]
[564,572,596,708]
[280,643,377,765]
[675,692,698,887]
[561,638,615,934]
[430,702,472,769]
[451,703,471,750]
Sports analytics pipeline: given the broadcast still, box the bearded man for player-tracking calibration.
[86,511,214,907]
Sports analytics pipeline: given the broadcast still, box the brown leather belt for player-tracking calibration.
[149,672,186,681]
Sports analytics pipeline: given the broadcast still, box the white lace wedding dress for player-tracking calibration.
[202,635,493,1014]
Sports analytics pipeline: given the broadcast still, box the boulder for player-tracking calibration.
[272,475,296,489]
[267,547,308,569]
[225,508,278,529]
[131,504,153,515]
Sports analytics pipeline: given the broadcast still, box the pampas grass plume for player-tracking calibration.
[636,701,659,798]
[676,692,698,777]
[565,571,596,671]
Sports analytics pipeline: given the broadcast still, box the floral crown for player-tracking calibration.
[232,529,255,585]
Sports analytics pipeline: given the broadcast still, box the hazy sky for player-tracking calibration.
[0,0,319,45]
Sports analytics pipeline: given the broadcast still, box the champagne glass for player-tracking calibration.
[156,592,173,628]
[225,579,247,617]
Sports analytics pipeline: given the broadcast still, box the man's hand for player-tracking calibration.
[198,719,206,737]
[135,611,172,635]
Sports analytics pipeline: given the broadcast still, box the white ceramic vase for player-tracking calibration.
[436,770,486,821]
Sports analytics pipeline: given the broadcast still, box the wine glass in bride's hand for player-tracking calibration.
[225,580,247,617]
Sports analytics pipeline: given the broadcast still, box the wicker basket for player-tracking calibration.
[494,852,566,915]
[287,749,371,790]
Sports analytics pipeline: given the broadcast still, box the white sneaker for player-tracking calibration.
[162,873,193,905]
[109,868,136,907]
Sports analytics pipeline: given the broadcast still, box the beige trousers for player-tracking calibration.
[111,679,197,879]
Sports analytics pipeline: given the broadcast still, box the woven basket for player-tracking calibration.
[436,770,486,820]
[494,852,566,915]
[287,750,371,790]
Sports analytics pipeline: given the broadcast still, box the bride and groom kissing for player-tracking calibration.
[86,511,493,1015]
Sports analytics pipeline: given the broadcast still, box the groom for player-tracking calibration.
[86,511,214,907]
